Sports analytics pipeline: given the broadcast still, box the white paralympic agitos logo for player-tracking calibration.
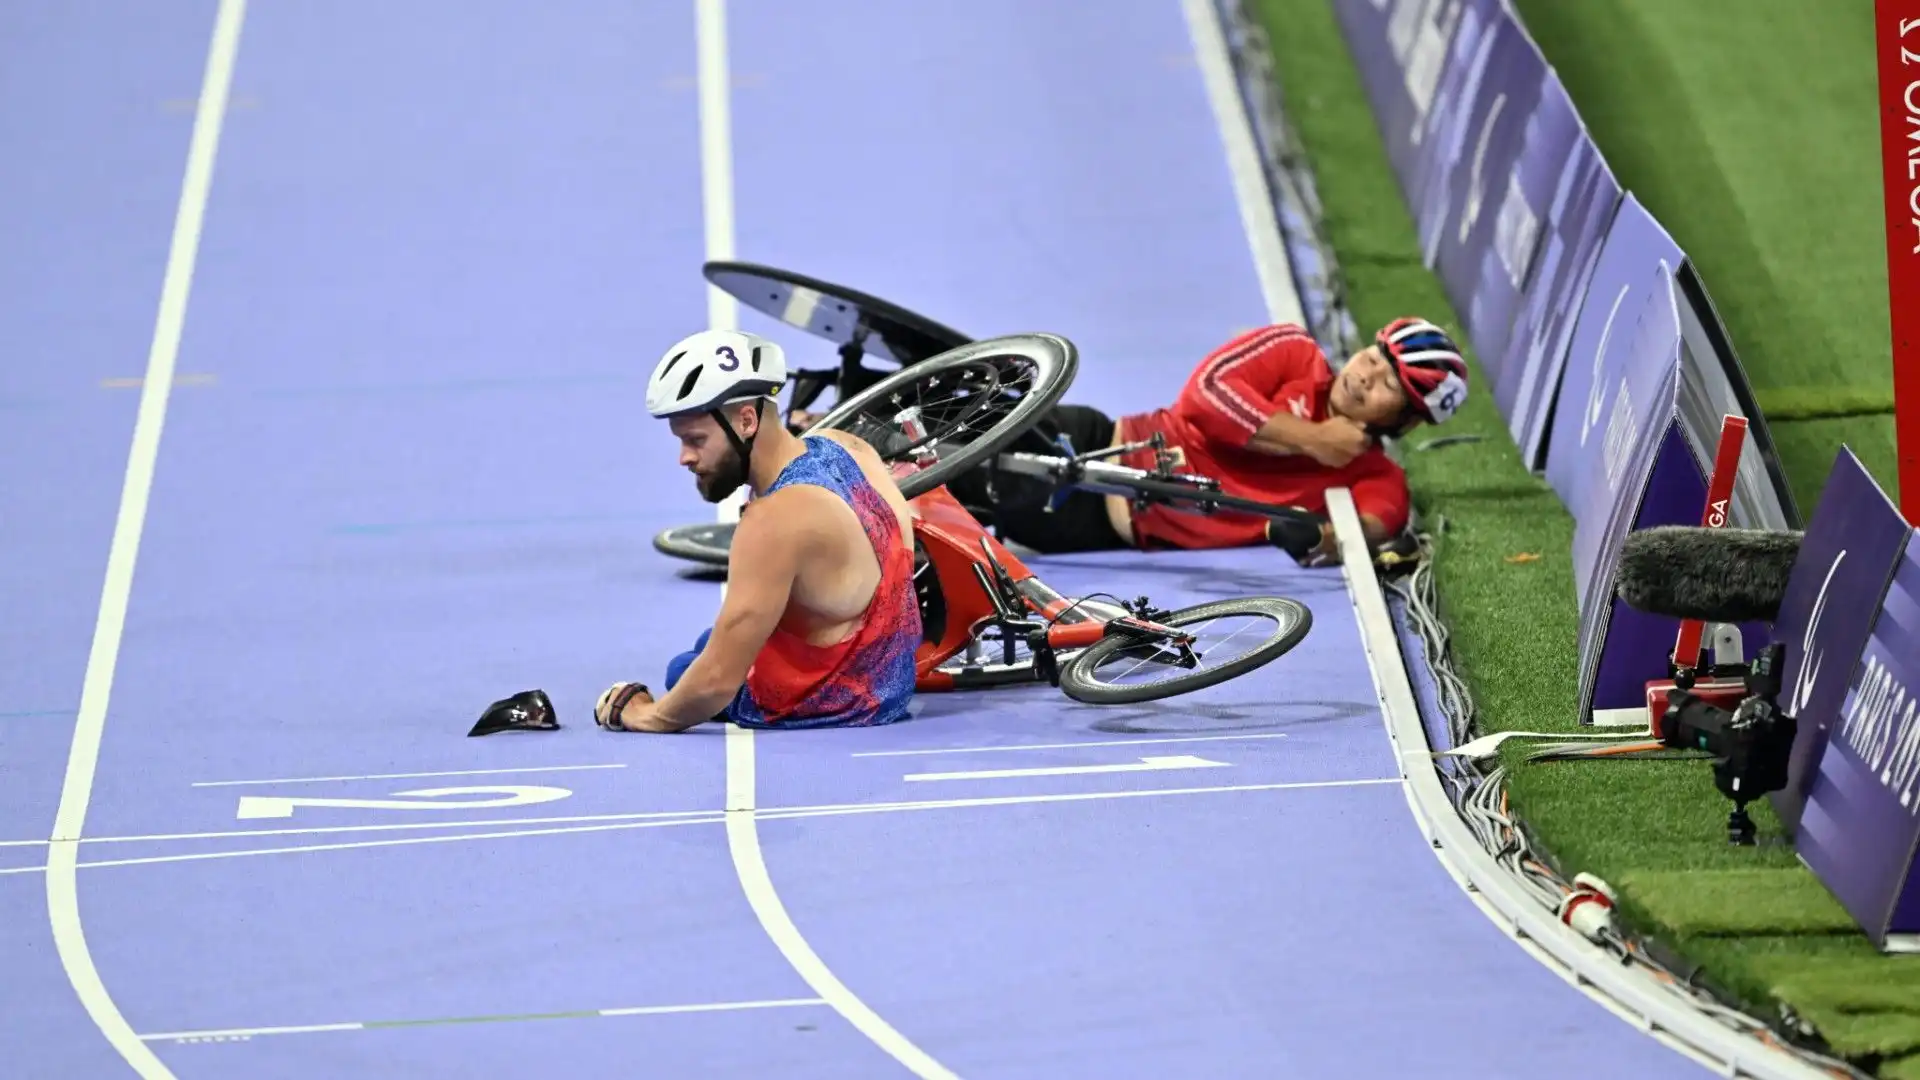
[1458,93,1508,245]
[1580,283,1630,447]
[1792,549,1847,718]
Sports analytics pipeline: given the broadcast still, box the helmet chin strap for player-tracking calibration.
[708,399,766,486]
[1365,408,1421,442]
[1329,394,1404,442]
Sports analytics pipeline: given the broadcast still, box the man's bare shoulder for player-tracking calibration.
[728,487,836,575]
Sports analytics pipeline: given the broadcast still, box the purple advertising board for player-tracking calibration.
[1333,0,1626,474]
[1417,5,1547,345]
[1494,90,1622,471]
[1573,420,1779,719]
[1543,194,1687,537]
[1798,530,1920,952]
[1403,0,1508,245]
[1769,449,1914,837]
[1330,0,1474,210]
[1545,196,1779,717]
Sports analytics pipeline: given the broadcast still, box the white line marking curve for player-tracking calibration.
[851,732,1291,757]
[46,4,247,1077]
[191,763,627,787]
[692,0,951,1074]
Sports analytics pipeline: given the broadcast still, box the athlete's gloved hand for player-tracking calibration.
[594,681,652,731]
[1266,509,1335,567]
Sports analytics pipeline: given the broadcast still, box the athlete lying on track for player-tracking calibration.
[948,318,1470,566]
[593,329,923,733]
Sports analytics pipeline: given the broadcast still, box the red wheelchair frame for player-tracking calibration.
[903,478,1198,694]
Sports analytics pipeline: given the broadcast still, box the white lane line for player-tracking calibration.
[0,807,720,849]
[12,814,733,876]
[47,4,246,1078]
[0,775,1398,852]
[698,0,750,528]
[139,996,828,1043]
[693,1,941,1073]
[600,997,824,1018]
[903,755,1232,782]
[725,725,960,1080]
[852,732,1290,757]
[0,775,1402,877]
[698,0,737,336]
[145,1022,360,1042]
[190,763,627,787]
[1181,0,1306,328]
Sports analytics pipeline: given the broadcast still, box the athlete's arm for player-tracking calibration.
[1300,511,1391,558]
[1173,327,1362,462]
[1247,412,1372,467]
[1170,327,1308,446]
[621,495,806,732]
[1345,452,1409,544]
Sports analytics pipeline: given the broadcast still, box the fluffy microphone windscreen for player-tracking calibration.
[1615,526,1803,623]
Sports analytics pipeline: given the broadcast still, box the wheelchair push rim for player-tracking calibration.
[807,333,1079,501]
[652,521,736,567]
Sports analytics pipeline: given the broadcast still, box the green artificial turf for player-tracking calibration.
[1247,0,1919,1072]
[1507,0,1893,440]
[1768,412,1905,519]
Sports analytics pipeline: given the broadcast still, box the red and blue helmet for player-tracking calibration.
[1376,317,1469,425]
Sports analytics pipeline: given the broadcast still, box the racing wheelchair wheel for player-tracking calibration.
[1057,596,1312,705]
[652,522,735,567]
[805,333,1077,501]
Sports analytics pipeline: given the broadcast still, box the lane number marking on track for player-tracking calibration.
[902,755,1232,783]
[235,785,573,821]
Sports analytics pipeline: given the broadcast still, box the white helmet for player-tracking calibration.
[646,329,787,419]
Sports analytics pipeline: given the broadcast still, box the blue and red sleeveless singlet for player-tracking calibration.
[731,436,921,729]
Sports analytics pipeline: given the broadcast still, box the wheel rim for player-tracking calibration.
[807,333,1077,499]
[1065,599,1311,700]
[1082,615,1276,690]
[653,522,735,566]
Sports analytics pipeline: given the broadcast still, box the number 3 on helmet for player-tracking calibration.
[1376,317,1469,426]
[646,329,789,419]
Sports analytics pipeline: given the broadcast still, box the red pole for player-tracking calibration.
[1877,0,1920,526]
[1672,416,1747,675]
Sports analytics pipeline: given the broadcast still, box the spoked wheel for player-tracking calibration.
[807,333,1077,500]
[652,521,736,567]
[1057,597,1312,705]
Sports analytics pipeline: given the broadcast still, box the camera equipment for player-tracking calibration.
[1656,642,1798,845]
[1616,525,1802,626]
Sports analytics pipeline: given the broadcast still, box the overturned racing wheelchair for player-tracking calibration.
[673,259,1421,564]
[659,324,1330,706]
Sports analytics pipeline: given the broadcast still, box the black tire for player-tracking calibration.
[652,521,736,567]
[1057,597,1312,705]
[807,333,1077,500]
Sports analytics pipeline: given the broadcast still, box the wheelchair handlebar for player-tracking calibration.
[990,450,1317,527]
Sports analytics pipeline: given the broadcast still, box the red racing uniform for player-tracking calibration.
[1113,325,1411,550]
